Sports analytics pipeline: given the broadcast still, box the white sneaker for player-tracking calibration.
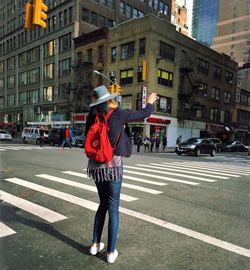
[107,249,118,264]
[89,242,104,255]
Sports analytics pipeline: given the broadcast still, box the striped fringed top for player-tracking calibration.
[87,155,123,182]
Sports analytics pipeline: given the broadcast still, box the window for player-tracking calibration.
[98,45,104,62]
[59,58,71,77]
[64,9,67,25]
[133,8,139,19]
[44,40,55,57]
[224,91,231,104]
[87,48,92,62]
[111,47,116,62]
[7,57,15,70]
[59,33,71,52]
[99,15,106,27]
[157,96,172,113]
[0,61,4,73]
[43,63,54,79]
[0,96,4,108]
[159,41,175,61]
[19,71,27,86]
[126,4,132,18]
[121,41,134,60]
[43,86,54,101]
[7,94,15,106]
[0,78,4,89]
[197,82,207,96]
[158,69,173,87]
[120,69,133,84]
[82,8,89,22]
[18,91,27,105]
[69,7,72,23]
[7,75,15,88]
[137,66,143,82]
[225,71,233,84]
[59,12,63,26]
[212,87,220,100]
[210,108,219,121]
[224,111,231,123]
[240,90,250,105]
[139,38,146,55]
[120,1,125,15]
[91,11,98,26]
[106,0,114,9]
[198,58,209,74]
[213,65,221,80]
[28,68,39,84]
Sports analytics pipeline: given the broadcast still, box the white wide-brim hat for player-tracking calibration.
[89,85,118,107]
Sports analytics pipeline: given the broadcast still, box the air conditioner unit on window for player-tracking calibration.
[137,66,142,72]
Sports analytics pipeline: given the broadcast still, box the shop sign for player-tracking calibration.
[141,86,147,108]
[74,114,87,123]
[146,118,171,124]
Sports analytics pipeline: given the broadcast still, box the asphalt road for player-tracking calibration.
[0,143,249,270]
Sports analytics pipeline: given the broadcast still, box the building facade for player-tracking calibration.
[171,0,188,36]
[192,0,220,47]
[0,0,171,133]
[75,15,238,147]
[211,0,250,67]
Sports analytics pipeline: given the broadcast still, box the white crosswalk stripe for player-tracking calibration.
[61,171,162,194]
[0,222,16,238]
[0,190,67,223]
[2,177,250,258]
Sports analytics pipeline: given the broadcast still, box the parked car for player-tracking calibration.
[176,138,216,157]
[0,130,12,141]
[48,127,84,147]
[224,141,248,152]
[22,127,49,144]
[208,138,223,152]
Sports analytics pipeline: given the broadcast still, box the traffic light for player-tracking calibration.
[109,84,115,93]
[24,2,34,29]
[115,84,121,95]
[32,0,48,29]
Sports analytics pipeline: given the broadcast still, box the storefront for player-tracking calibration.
[72,113,88,131]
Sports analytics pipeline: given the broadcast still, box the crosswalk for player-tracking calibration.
[0,145,82,152]
[1,160,250,257]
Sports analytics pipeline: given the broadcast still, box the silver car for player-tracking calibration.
[0,130,12,141]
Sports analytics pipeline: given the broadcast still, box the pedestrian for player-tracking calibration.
[61,126,72,148]
[39,126,45,147]
[136,134,143,152]
[143,136,150,152]
[155,135,160,152]
[150,135,155,152]
[175,135,182,152]
[162,135,167,151]
[85,85,157,264]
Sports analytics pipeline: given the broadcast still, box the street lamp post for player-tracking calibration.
[93,70,116,84]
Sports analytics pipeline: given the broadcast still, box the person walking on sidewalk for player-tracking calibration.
[39,126,45,147]
[85,85,157,264]
[143,136,150,152]
[150,135,155,152]
[162,135,167,151]
[61,126,72,148]
[136,134,143,152]
[155,135,160,152]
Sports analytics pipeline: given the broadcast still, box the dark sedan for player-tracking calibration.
[176,138,216,157]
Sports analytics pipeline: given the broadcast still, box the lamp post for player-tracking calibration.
[93,70,116,84]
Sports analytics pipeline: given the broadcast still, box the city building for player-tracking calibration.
[74,14,238,147]
[192,0,220,47]
[0,0,171,134]
[211,0,250,67]
[171,0,188,36]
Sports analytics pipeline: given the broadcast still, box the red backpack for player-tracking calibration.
[85,109,116,163]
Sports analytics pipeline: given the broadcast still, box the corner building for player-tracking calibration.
[75,14,238,147]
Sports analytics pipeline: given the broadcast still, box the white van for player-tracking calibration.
[22,127,49,144]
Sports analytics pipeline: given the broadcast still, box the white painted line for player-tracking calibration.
[0,147,20,150]
[64,170,167,186]
[160,163,241,177]
[124,165,212,182]
[4,177,250,258]
[169,162,249,175]
[0,190,67,223]
[36,174,137,202]
[123,169,199,186]
[119,207,250,258]
[146,163,227,179]
[0,222,16,238]
[0,148,7,151]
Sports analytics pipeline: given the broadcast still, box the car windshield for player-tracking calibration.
[72,130,83,136]
[183,138,200,144]
[0,131,7,134]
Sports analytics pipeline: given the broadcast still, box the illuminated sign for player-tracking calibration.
[146,118,171,124]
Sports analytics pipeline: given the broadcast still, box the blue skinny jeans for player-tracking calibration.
[92,168,123,253]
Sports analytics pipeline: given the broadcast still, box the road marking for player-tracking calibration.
[0,147,20,151]
[36,174,137,202]
[169,162,249,175]
[3,177,250,258]
[61,171,162,194]
[0,148,7,151]
[187,161,250,171]
[0,190,67,223]
[160,163,241,177]
[124,165,211,182]
[142,163,226,179]
[0,222,16,238]
[123,169,199,185]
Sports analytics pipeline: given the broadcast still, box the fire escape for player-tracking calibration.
[178,53,206,123]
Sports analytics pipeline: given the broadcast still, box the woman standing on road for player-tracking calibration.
[85,85,157,264]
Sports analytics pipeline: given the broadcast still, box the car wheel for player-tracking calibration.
[195,148,200,157]
[36,139,40,145]
[217,147,221,153]
[210,149,216,157]
[23,137,27,144]
[177,151,182,155]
